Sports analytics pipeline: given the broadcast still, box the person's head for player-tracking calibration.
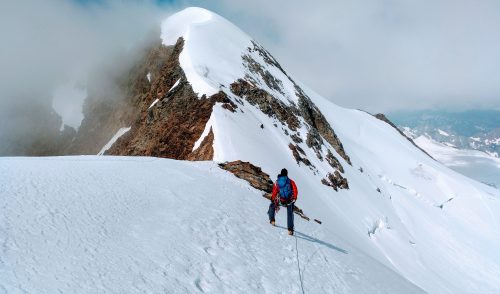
[280,168,288,177]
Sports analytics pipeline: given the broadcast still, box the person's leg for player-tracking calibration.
[287,203,294,231]
[268,202,276,222]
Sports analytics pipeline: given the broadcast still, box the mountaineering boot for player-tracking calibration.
[288,229,294,236]
[270,220,276,226]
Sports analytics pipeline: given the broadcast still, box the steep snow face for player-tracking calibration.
[0,157,424,293]
[300,86,500,293]
[161,7,250,98]
[160,7,300,105]
[157,7,500,294]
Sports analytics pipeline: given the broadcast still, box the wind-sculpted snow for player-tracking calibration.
[0,157,423,293]
[305,86,500,293]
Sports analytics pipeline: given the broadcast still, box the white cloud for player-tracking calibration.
[190,0,500,112]
[1,0,499,154]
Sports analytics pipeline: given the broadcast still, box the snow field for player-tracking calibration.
[157,7,500,292]
[0,156,423,293]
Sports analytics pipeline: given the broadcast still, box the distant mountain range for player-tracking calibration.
[388,110,500,158]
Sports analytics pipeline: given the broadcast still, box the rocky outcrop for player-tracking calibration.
[230,79,300,131]
[321,171,349,191]
[231,43,351,167]
[106,39,228,160]
[296,86,351,165]
[289,143,313,167]
[326,149,344,173]
[219,160,273,192]
[65,37,234,161]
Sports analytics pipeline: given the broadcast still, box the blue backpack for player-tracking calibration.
[277,176,292,200]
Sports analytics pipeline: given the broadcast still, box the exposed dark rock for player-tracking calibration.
[66,37,236,161]
[291,133,303,143]
[296,144,306,156]
[306,128,324,160]
[237,43,352,166]
[326,149,344,173]
[289,143,312,166]
[242,55,285,95]
[219,160,273,193]
[322,171,349,191]
[221,100,238,113]
[248,41,289,78]
[296,86,351,165]
[230,79,300,131]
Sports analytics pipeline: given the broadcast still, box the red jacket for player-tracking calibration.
[271,178,298,202]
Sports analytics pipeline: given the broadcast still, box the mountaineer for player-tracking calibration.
[268,168,298,235]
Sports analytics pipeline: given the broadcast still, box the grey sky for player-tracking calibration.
[1,0,500,115]
[196,0,500,112]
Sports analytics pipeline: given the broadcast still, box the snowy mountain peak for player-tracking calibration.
[14,7,500,293]
[160,7,253,98]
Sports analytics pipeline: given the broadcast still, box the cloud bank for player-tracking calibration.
[1,0,499,154]
[192,0,500,112]
[0,0,171,154]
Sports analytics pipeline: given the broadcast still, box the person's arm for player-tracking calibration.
[291,180,298,201]
[271,183,279,202]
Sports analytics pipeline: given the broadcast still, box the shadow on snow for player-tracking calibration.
[275,225,348,254]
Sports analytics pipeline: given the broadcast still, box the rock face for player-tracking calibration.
[321,171,349,191]
[229,41,351,166]
[288,143,313,167]
[219,160,273,192]
[65,38,233,161]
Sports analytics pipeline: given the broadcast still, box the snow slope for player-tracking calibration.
[0,156,423,293]
[157,7,500,293]
[415,135,500,188]
[2,7,500,294]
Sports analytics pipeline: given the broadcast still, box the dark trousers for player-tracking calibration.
[268,201,294,231]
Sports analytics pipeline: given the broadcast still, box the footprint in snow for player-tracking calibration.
[283,256,294,264]
[203,247,216,256]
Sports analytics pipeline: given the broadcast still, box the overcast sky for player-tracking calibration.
[193,0,500,112]
[1,0,500,113]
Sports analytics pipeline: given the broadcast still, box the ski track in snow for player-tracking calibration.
[0,156,423,294]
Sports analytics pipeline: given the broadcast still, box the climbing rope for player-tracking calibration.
[294,232,305,294]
